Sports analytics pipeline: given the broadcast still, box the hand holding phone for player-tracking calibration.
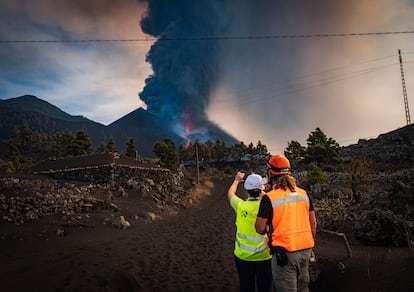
[235,171,245,182]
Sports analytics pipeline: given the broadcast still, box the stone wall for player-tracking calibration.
[44,165,173,187]
[43,164,190,204]
[1,164,193,226]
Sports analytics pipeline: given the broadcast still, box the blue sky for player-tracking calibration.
[1,0,413,154]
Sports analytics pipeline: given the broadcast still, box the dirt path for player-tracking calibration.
[1,178,240,291]
[1,177,414,291]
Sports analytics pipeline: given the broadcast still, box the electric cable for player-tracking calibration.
[2,30,414,43]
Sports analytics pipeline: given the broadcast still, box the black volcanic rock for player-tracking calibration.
[341,123,414,170]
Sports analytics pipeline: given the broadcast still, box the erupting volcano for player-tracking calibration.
[138,0,237,147]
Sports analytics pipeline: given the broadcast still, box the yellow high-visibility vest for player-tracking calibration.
[234,199,272,261]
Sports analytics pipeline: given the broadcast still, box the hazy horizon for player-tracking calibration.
[1,0,413,153]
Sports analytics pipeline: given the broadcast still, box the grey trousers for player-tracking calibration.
[271,248,312,292]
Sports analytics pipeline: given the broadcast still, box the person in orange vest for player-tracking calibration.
[228,172,272,292]
[255,155,317,292]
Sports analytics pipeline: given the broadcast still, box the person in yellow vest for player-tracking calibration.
[228,171,272,292]
[255,155,317,292]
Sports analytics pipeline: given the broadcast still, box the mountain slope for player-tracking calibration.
[0,95,107,148]
[107,108,185,156]
[0,95,88,122]
[108,107,239,152]
[0,95,238,157]
[341,123,414,170]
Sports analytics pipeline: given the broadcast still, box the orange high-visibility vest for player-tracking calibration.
[267,187,314,252]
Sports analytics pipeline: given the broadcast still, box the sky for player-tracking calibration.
[1,0,414,154]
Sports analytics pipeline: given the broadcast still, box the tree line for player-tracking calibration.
[2,124,342,187]
[153,127,342,188]
[152,138,270,171]
[2,125,138,171]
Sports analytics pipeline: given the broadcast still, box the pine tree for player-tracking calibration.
[107,138,118,153]
[153,138,178,171]
[285,140,306,167]
[306,163,328,187]
[214,138,227,161]
[126,138,137,158]
[304,127,341,167]
[95,142,108,154]
[9,144,21,170]
[68,129,93,156]
[52,130,74,158]
[230,141,248,161]
[255,140,269,161]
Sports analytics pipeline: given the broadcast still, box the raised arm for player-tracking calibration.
[227,171,245,201]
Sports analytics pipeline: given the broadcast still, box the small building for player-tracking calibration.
[31,153,170,187]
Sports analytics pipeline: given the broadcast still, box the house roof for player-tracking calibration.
[31,153,161,173]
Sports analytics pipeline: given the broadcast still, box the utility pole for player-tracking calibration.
[398,49,412,125]
[195,143,200,184]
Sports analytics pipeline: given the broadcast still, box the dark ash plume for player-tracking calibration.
[138,0,233,142]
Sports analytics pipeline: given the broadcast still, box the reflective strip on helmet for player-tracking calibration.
[236,239,268,252]
[266,161,290,173]
[271,195,309,208]
[237,232,267,243]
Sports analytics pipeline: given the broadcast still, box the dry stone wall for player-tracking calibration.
[0,164,192,226]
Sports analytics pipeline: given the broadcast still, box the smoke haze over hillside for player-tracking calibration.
[1,0,414,152]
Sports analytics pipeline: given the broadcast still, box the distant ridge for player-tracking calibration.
[0,95,238,157]
[0,95,108,153]
[0,95,91,122]
[341,123,414,170]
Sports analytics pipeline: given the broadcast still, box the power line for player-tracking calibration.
[213,61,406,107]
[253,62,401,105]
[216,53,401,104]
[2,30,414,43]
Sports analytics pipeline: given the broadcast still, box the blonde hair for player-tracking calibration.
[273,174,297,192]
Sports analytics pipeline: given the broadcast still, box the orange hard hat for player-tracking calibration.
[266,155,291,175]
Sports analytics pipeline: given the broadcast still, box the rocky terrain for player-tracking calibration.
[0,124,413,291]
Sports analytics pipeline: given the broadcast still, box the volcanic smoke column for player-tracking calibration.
[139,0,227,139]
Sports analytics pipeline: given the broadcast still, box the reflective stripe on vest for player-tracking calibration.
[237,232,267,243]
[271,194,309,208]
[268,188,314,252]
[236,237,268,253]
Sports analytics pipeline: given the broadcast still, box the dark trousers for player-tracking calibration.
[234,255,272,292]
